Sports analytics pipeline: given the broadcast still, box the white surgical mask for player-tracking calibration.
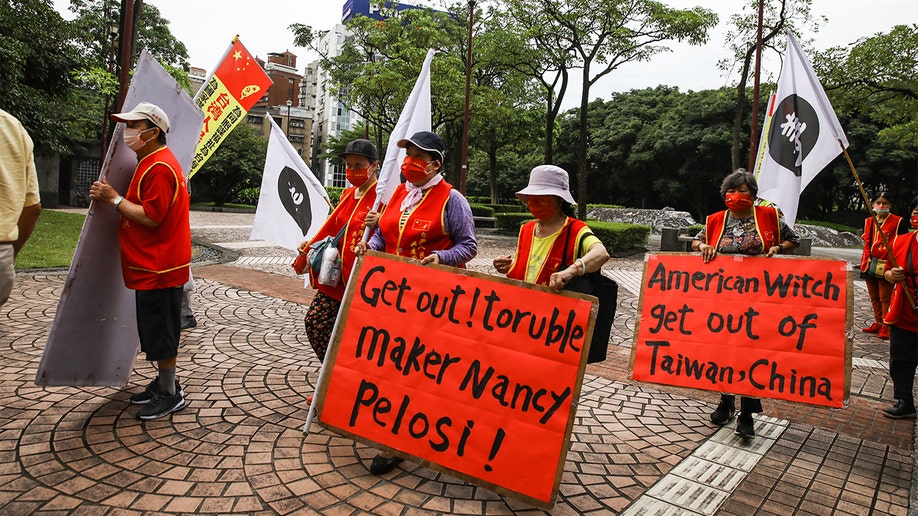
[123,127,150,150]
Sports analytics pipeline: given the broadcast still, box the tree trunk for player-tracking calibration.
[489,146,498,204]
[577,65,590,220]
[731,45,755,171]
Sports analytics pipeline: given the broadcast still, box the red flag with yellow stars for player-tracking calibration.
[189,37,272,178]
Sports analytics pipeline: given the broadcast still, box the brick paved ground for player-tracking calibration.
[0,209,912,514]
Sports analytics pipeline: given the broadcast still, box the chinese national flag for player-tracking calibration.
[189,37,272,177]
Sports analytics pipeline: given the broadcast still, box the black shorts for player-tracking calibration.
[135,287,182,361]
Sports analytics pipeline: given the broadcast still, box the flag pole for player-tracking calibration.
[193,35,239,103]
[839,141,915,308]
[747,0,765,172]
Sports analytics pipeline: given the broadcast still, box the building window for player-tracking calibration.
[331,163,346,188]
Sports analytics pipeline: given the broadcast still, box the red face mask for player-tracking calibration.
[527,196,557,220]
[401,155,431,183]
[725,192,754,211]
[345,167,370,187]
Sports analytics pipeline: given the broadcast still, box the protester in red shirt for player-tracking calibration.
[90,102,191,421]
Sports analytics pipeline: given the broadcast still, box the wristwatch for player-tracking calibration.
[112,196,124,207]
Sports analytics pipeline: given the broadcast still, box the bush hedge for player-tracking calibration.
[493,214,650,252]
[469,204,496,217]
[484,203,525,213]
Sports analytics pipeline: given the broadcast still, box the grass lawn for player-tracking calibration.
[14,209,86,270]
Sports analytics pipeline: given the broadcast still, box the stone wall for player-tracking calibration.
[587,207,863,248]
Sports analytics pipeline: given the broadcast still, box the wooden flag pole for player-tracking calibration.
[840,141,915,308]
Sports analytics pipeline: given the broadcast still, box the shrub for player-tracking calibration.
[485,203,525,213]
[234,187,260,206]
[326,187,344,206]
[684,224,704,236]
[588,221,651,252]
[493,215,651,252]
[469,204,496,217]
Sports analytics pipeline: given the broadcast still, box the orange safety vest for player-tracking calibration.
[884,231,917,330]
[705,206,782,253]
[378,180,454,260]
[118,147,191,290]
[306,180,378,300]
[507,217,589,286]
[860,214,903,273]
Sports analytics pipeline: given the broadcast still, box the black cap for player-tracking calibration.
[337,139,379,161]
[397,131,445,162]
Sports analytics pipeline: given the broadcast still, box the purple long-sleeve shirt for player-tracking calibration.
[368,189,478,267]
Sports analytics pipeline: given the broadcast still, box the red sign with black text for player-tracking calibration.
[317,252,596,508]
[630,253,852,408]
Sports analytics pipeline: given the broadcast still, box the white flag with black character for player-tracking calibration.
[251,116,330,251]
[756,31,849,228]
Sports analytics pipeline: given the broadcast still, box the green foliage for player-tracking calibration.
[468,204,495,217]
[234,187,260,206]
[0,0,96,154]
[326,187,345,207]
[483,204,525,213]
[555,86,738,221]
[494,213,533,232]
[492,214,649,252]
[587,221,651,252]
[14,210,85,269]
[192,123,267,206]
[819,24,918,147]
[684,224,704,236]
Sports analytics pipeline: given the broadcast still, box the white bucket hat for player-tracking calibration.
[515,165,576,205]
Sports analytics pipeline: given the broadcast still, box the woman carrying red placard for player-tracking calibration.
[691,169,800,439]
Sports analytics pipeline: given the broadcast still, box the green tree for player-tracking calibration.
[819,24,918,147]
[718,0,823,170]
[0,0,96,154]
[191,123,267,206]
[507,0,717,219]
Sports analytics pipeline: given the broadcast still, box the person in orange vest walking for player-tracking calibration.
[356,130,477,475]
[860,192,909,340]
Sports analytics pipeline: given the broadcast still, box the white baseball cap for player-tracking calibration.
[111,101,170,132]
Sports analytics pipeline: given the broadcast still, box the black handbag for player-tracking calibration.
[560,224,618,364]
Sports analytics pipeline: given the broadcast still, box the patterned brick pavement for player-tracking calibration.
[0,211,912,514]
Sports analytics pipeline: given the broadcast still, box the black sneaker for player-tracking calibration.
[710,399,736,425]
[180,315,197,330]
[130,379,183,405]
[735,413,755,439]
[137,390,186,420]
[883,401,917,419]
[369,454,403,475]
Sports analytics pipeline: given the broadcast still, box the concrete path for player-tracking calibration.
[0,208,911,514]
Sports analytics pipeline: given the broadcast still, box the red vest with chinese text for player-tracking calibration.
[705,206,781,253]
[307,181,379,300]
[378,180,453,260]
[860,214,903,272]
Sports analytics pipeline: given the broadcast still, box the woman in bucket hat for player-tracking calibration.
[493,165,609,289]
[297,139,381,404]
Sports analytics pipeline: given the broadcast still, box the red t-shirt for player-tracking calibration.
[118,147,191,290]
